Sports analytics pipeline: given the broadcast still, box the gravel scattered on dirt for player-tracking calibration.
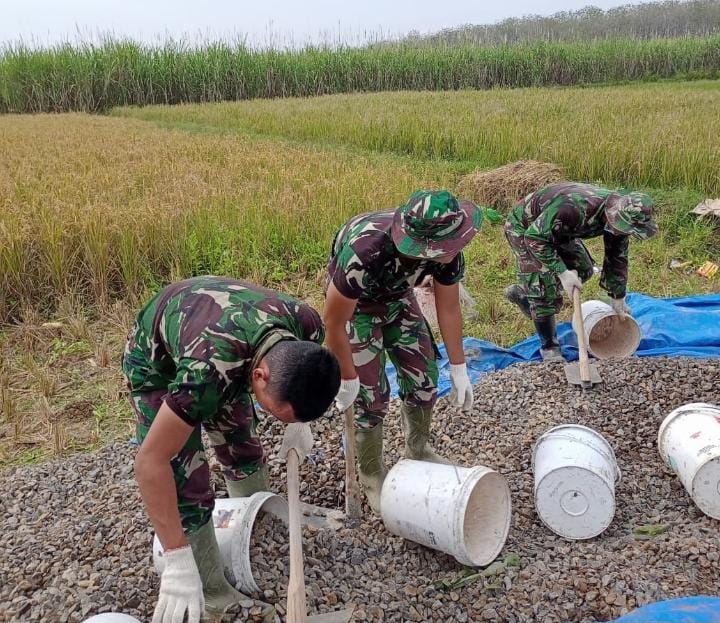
[1,357,719,623]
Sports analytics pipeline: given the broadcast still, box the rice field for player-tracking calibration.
[0,114,451,321]
[2,36,720,113]
[117,80,720,195]
[1,85,718,342]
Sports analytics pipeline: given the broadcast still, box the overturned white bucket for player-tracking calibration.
[153,492,288,593]
[658,403,720,519]
[533,424,621,540]
[380,459,512,567]
[572,300,641,360]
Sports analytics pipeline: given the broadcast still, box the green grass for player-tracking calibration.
[2,36,720,113]
[116,80,720,195]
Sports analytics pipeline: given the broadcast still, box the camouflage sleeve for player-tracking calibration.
[328,241,367,300]
[524,199,584,274]
[296,303,325,344]
[165,358,226,425]
[599,231,629,299]
[431,252,465,285]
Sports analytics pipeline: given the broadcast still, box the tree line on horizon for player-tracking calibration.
[402,0,720,46]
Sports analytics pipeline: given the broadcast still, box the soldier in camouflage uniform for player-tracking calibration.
[324,190,483,512]
[122,276,340,623]
[504,182,658,361]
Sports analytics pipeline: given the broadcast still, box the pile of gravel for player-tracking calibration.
[249,512,288,601]
[1,357,719,623]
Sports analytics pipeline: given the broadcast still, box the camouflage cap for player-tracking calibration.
[605,192,658,240]
[391,190,483,259]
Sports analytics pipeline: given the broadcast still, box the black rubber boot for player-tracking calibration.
[504,284,532,319]
[534,315,564,362]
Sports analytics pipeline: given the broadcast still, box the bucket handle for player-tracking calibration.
[539,432,622,482]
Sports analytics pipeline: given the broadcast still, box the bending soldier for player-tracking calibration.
[504,182,657,361]
[323,190,482,512]
[123,276,340,623]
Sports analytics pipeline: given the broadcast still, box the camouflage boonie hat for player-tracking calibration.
[391,190,483,259]
[605,192,658,240]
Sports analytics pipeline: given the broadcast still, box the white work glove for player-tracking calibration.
[335,377,360,412]
[610,296,631,320]
[558,269,583,297]
[449,363,473,412]
[153,546,204,623]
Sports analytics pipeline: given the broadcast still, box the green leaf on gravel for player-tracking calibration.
[633,523,670,538]
[503,553,522,568]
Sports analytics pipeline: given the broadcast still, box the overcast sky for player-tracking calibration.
[3,0,639,48]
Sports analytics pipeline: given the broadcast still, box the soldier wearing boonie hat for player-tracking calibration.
[504,182,658,362]
[323,190,483,512]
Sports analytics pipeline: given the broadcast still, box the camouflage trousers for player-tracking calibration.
[124,359,264,534]
[505,224,595,319]
[349,294,438,429]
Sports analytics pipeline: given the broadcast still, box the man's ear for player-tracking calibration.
[252,366,269,388]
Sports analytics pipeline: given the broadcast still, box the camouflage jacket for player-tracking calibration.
[124,277,323,425]
[327,209,465,303]
[508,182,630,298]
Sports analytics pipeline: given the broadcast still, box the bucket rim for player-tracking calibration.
[577,300,641,359]
[452,465,512,567]
[229,490,287,594]
[690,458,720,520]
[580,299,613,313]
[657,403,720,463]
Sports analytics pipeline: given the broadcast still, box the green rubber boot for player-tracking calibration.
[534,315,564,363]
[224,465,270,498]
[400,403,450,464]
[187,520,249,615]
[355,423,387,514]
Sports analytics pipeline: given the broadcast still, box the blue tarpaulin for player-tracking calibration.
[387,292,720,398]
[608,596,720,622]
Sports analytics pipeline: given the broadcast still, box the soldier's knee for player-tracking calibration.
[401,385,437,408]
[578,266,594,282]
[530,296,563,320]
[354,410,385,429]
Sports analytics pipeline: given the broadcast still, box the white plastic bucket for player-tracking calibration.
[533,424,621,540]
[153,492,288,593]
[380,459,512,567]
[572,300,641,360]
[658,403,720,519]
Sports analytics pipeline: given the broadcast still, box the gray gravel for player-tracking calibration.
[1,357,719,623]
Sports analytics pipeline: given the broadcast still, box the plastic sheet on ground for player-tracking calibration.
[607,596,720,622]
[386,292,720,398]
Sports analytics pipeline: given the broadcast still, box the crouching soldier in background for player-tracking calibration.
[323,190,482,513]
[504,182,657,361]
[122,276,340,623]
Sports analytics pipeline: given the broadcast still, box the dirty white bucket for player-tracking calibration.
[658,403,720,519]
[572,300,641,359]
[533,424,621,540]
[153,492,288,593]
[380,459,512,567]
[82,616,141,623]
